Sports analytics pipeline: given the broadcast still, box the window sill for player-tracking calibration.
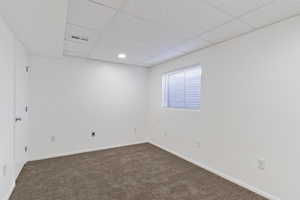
[161,107,201,112]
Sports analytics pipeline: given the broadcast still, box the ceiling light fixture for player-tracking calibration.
[118,53,127,59]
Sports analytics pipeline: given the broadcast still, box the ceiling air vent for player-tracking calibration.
[71,35,89,42]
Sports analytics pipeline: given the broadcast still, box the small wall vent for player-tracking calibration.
[71,35,89,42]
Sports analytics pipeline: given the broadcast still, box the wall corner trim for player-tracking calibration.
[150,141,280,200]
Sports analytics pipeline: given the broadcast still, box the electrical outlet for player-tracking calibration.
[257,159,266,170]
[196,142,201,148]
[25,146,28,152]
[91,132,96,137]
[51,136,56,142]
[2,165,7,177]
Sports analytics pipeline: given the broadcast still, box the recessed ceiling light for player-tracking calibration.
[118,53,127,59]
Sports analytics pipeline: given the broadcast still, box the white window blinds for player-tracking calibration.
[162,65,202,110]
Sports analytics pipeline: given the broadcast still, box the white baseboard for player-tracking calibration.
[30,140,148,161]
[2,182,15,200]
[150,141,280,200]
[14,161,25,181]
[2,161,26,200]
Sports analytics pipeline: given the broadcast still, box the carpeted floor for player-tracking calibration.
[10,143,267,200]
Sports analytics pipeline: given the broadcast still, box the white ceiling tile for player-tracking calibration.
[101,13,192,50]
[123,0,232,33]
[68,0,116,30]
[206,0,275,17]
[64,50,89,58]
[89,37,154,66]
[65,0,300,66]
[240,0,300,28]
[89,12,206,66]
[144,50,185,66]
[0,0,69,57]
[172,38,212,53]
[122,0,168,23]
[89,0,125,9]
[201,20,253,43]
[64,40,91,54]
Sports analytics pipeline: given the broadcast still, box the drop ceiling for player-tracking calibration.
[1,0,300,67]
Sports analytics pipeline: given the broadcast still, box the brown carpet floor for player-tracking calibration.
[10,143,267,200]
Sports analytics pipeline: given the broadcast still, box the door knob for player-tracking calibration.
[15,117,22,122]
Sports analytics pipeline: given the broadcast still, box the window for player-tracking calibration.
[162,65,202,110]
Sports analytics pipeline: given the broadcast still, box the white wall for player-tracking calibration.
[0,15,15,200]
[148,16,300,200]
[29,56,148,160]
[0,16,29,200]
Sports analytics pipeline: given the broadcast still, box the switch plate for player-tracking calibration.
[51,136,56,142]
[25,66,30,72]
[25,105,29,112]
[257,159,266,170]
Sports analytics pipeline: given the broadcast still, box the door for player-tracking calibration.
[14,40,29,178]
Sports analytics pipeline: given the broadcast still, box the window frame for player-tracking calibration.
[161,64,202,111]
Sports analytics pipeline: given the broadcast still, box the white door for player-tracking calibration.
[14,40,29,178]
